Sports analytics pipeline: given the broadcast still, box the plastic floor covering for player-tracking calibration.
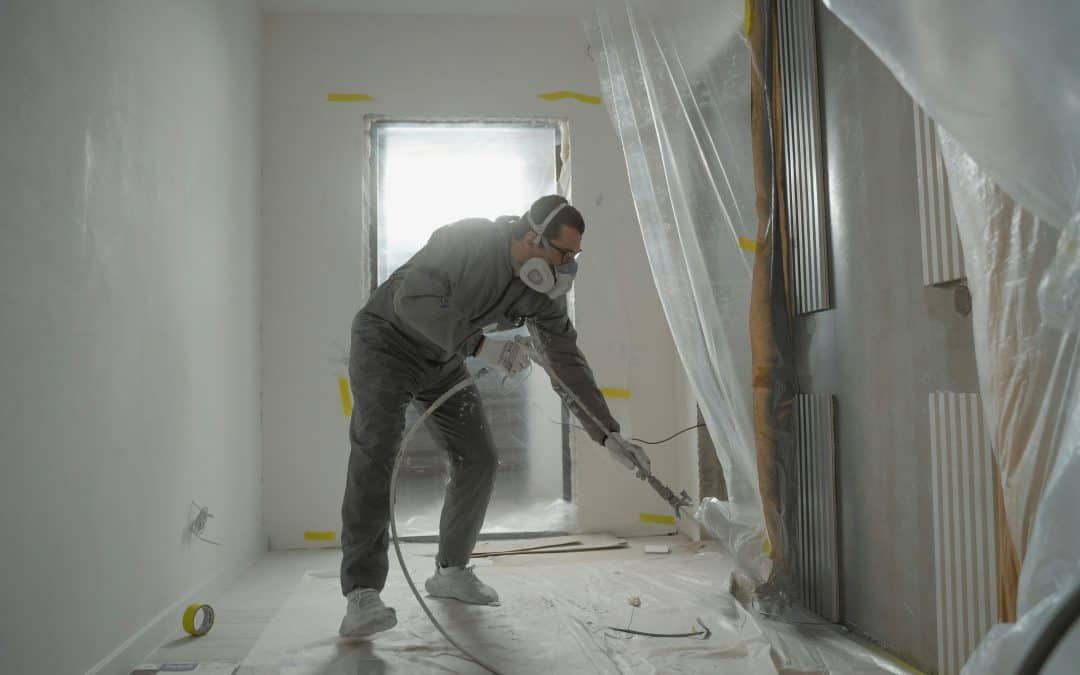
[236,545,910,674]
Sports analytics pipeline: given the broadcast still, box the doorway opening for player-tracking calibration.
[367,118,574,537]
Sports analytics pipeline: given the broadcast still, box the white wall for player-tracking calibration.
[0,2,263,673]
[260,12,694,547]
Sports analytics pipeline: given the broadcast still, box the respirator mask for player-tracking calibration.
[518,201,579,299]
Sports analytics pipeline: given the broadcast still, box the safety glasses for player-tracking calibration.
[547,240,582,264]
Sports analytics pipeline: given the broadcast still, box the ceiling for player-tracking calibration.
[258,0,592,17]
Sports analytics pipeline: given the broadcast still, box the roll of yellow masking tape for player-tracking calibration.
[182,603,215,637]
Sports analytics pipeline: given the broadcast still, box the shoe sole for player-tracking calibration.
[338,610,397,638]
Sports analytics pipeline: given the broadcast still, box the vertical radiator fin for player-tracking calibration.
[930,392,997,674]
[914,106,966,286]
[794,393,840,621]
[778,0,831,314]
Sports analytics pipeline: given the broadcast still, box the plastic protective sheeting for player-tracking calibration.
[587,0,771,590]
[818,0,1080,377]
[238,546,907,674]
[592,1,1080,671]
[814,1,1080,671]
[938,134,1078,566]
[820,0,1080,242]
[938,132,1080,675]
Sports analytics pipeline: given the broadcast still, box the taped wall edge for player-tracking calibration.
[748,0,798,599]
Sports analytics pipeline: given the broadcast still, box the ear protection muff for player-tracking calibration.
[525,198,571,242]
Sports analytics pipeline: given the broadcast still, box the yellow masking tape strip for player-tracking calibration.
[338,377,352,417]
[537,90,602,105]
[640,513,676,526]
[182,603,215,637]
[753,365,770,387]
[738,236,760,253]
[304,530,337,541]
[600,387,632,399]
[860,641,928,675]
[745,0,753,37]
[762,537,773,556]
[327,92,374,102]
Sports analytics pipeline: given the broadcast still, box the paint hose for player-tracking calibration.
[387,359,624,674]
[388,345,693,673]
[387,354,625,674]
[389,368,504,675]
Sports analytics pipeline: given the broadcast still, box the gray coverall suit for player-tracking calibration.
[341,217,619,594]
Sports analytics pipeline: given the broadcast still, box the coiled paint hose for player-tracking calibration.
[387,348,589,675]
[388,368,504,675]
[388,344,685,673]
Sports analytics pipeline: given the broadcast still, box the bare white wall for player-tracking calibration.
[0,2,263,673]
[260,12,695,548]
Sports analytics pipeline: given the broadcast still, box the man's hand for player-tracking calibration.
[474,336,531,378]
[604,432,651,477]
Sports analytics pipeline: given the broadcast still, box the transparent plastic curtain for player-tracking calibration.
[939,133,1080,675]
[819,1,1080,672]
[586,0,773,587]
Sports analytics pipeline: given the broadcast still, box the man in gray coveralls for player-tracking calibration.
[339,194,652,637]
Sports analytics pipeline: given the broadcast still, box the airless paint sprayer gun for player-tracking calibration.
[518,337,695,520]
[638,467,696,519]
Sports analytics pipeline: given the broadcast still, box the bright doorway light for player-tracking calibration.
[375,122,559,283]
[369,119,572,536]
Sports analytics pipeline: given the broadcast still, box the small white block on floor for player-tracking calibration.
[644,544,670,554]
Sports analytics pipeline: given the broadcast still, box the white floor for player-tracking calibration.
[139,536,917,674]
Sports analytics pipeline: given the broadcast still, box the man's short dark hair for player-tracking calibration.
[526,195,585,240]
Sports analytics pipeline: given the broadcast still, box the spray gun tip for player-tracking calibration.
[670,490,694,519]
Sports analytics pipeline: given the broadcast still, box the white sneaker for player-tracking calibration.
[424,565,500,605]
[339,587,397,638]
